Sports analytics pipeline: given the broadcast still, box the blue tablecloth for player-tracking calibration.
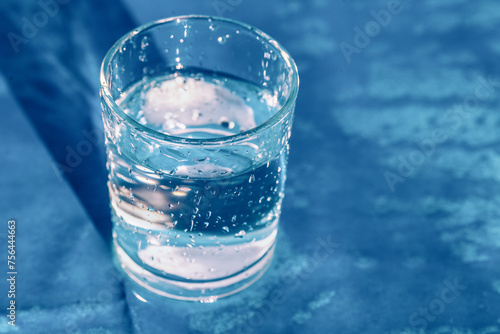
[1,0,500,333]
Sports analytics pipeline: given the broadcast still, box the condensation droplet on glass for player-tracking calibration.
[231,215,237,223]
[249,174,255,183]
[219,117,235,129]
[192,112,201,120]
[234,230,245,238]
[222,226,229,233]
[194,156,210,163]
[141,36,149,49]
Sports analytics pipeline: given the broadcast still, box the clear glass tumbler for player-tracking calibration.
[100,15,298,302]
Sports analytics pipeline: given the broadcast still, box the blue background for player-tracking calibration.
[1,0,500,333]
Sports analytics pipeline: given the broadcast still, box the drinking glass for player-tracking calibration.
[100,15,298,302]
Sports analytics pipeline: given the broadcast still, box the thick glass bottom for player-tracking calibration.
[112,239,275,302]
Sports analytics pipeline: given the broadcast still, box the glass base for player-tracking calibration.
[112,239,275,302]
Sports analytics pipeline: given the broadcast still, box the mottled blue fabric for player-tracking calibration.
[1,0,500,333]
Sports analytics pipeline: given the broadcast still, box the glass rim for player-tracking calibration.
[100,15,299,146]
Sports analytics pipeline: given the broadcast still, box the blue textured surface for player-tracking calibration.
[1,0,500,333]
